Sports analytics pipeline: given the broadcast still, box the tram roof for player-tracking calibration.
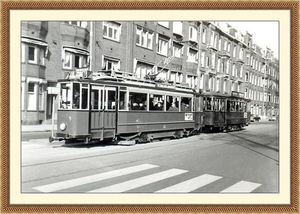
[202,91,251,101]
[58,70,196,94]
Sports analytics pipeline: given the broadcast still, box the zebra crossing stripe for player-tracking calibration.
[156,174,222,193]
[33,164,158,193]
[89,168,188,193]
[220,180,262,193]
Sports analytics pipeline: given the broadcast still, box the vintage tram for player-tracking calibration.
[202,91,251,132]
[49,70,251,145]
[50,71,204,144]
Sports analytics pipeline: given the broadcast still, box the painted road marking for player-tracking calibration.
[156,174,222,193]
[220,180,262,193]
[89,168,187,193]
[33,164,158,193]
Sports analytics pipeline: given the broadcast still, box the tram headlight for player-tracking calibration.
[60,123,67,131]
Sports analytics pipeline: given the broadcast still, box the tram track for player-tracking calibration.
[22,133,211,168]
[22,135,228,183]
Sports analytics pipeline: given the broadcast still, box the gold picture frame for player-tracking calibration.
[1,0,299,213]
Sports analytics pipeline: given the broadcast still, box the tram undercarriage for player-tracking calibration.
[49,128,195,146]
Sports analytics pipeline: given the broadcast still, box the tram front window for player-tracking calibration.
[72,83,81,109]
[59,83,72,109]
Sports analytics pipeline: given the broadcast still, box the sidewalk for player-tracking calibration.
[22,124,57,133]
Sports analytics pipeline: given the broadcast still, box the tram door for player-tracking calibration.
[215,98,226,126]
[90,85,117,140]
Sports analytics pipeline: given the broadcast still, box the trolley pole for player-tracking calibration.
[196,21,203,93]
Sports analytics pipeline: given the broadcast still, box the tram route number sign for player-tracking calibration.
[185,113,193,121]
[244,112,247,118]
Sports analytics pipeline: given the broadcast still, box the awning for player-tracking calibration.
[63,47,89,55]
[21,37,48,47]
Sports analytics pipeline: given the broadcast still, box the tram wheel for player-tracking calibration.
[174,130,183,139]
[49,136,54,143]
[138,133,149,143]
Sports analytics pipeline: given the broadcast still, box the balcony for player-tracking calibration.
[218,51,231,58]
[22,21,48,40]
[60,23,90,47]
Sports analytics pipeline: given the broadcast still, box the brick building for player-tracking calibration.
[21,21,279,124]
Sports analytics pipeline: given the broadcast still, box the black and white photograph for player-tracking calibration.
[20,20,280,195]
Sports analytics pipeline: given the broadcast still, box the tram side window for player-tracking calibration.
[205,97,212,111]
[246,102,251,112]
[230,101,236,112]
[60,83,72,109]
[181,97,191,111]
[240,102,246,112]
[119,91,127,110]
[107,90,116,110]
[81,84,88,109]
[214,99,219,111]
[220,99,225,112]
[73,83,80,109]
[166,95,179,111]
[149,94,164,111]
[91,89,99,110]
[129,92,147,110]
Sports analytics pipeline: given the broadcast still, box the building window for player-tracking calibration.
[62,48,89,70]
[136,26,153,49]
[39,47,45,66]
[240,48,244,60]
[233,45,236,58]
[102,56,120,71]
[170,71,182,83]
[216,78,220,92]
[189,26,197,42]
[186,75,197,88]
[227,42,231,53]
[187,48,198,63]
[65,21,88,28]
[223,79,227,93]
[74,54,87,69]
[232,64,236,76]
[218,38,222,51]
[103,21,121,41]
[206,56,210,68]
[200,51,205,67]
[217,58,221,72]
[223,40,227,51]
[202,28,206,43]
[245,72,249,82]
[158,21,169,28]
[240,65,243,78]
[28,46,37,64]
[39,85,44,110]
[157,35,169,56]
[210,31,217,48]
[27,83,36,110]
[173,21,183,35]
[63,51,72,69]
[211,52,216,69]
[22,43,25,63]
[135,61,154,80]
[157,67,169,81]
[208,75,213,90]
[226,60,230,74]
[199,74,204,89]
[172,42,183,58]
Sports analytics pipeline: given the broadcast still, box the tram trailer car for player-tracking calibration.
[50,73,204,144]
[202,91,251,132]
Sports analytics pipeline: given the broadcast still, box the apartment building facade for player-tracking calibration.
[21,21,279,124]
